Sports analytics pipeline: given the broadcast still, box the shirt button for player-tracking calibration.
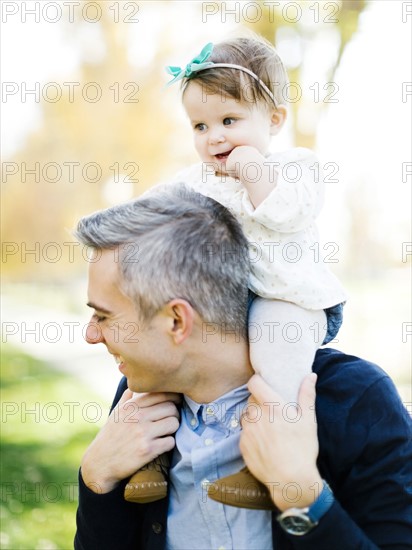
[204,438,214,446]
[230,418,239,428]
[206,406,214,415]
[151,522,163,534]
[201,479,210,488]
[190,418,197,427]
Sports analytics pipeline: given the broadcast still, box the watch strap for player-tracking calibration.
[306,480,334,523]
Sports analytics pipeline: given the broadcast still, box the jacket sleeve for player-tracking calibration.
[74,378,147,550]
[74,470,148,550]
[274,373,412,549]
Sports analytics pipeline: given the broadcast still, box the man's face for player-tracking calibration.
[85,249,176,393]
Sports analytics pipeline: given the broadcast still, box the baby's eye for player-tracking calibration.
[223,117,236,126]
[93,314,107,323]
[194,123,207,132]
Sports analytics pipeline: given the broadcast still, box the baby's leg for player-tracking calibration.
[249,298,327,404]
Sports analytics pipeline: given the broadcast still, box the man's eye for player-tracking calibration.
[223,118,236,125]
[194,123,207,132]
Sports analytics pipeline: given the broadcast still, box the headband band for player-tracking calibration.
[165,42,278,108]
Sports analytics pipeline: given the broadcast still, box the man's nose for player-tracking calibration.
[85,318,104,344]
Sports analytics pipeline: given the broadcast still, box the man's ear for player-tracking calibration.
[269,105,287,136]
[163,299,195,344]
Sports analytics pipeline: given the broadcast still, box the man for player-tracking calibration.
[74,184,412,549]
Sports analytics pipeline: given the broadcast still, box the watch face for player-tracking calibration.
[279,512,316,536]
[278,481,333,536]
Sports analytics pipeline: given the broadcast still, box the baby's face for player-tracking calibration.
[183,81,280,175]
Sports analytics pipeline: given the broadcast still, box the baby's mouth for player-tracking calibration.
[214,150,233,161]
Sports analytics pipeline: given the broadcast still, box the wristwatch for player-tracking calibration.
[276,480,334,536]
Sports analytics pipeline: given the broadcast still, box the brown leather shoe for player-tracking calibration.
[207,466,278,510]
[124,454,169,503]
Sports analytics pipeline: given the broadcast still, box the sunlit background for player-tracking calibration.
[1,1,411,547]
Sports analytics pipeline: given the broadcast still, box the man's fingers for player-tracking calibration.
[115,400,179,426]
[118,388,134,405]
[247,373,317,425]
[142,401,180,423]
[165,392,183,405]
[298,373,317,412]
[153,435,176,456]
[248,374,282,405]
[143,392,181,405]
[127,392,182,408]
[150,415,180,439]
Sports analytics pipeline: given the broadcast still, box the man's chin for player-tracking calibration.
[126,378,153,394]
[126,378,140,391]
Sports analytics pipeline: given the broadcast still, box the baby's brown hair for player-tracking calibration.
[182,34,288,110]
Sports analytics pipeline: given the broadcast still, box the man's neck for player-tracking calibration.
[183,335,253,403]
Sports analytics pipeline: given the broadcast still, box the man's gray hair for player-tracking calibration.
[75,184,250,332]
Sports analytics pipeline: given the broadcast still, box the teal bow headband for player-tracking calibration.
[165,42,278,107]
[166,42,214,85]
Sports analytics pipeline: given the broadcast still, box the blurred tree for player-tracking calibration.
[241,0,367,148]
[1,0,382,280]
[1,0,185,279]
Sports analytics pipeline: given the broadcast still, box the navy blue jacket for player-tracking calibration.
[75,348,412,549]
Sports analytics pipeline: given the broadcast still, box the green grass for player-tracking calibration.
[1,345,109,549]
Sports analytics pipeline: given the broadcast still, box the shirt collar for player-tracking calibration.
[183,384,250,432]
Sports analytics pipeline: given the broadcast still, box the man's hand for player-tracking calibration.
[240,373,323,511]
[81,390,180,494]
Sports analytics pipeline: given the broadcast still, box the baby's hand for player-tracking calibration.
[226,146,261,178]
[226,146,276,207]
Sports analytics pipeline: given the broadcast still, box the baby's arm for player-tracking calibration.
[231,147,322,233]
[226,146,276,208]
[249,297,327,403]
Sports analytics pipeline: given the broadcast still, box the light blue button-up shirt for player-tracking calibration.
[166,384,273,550]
